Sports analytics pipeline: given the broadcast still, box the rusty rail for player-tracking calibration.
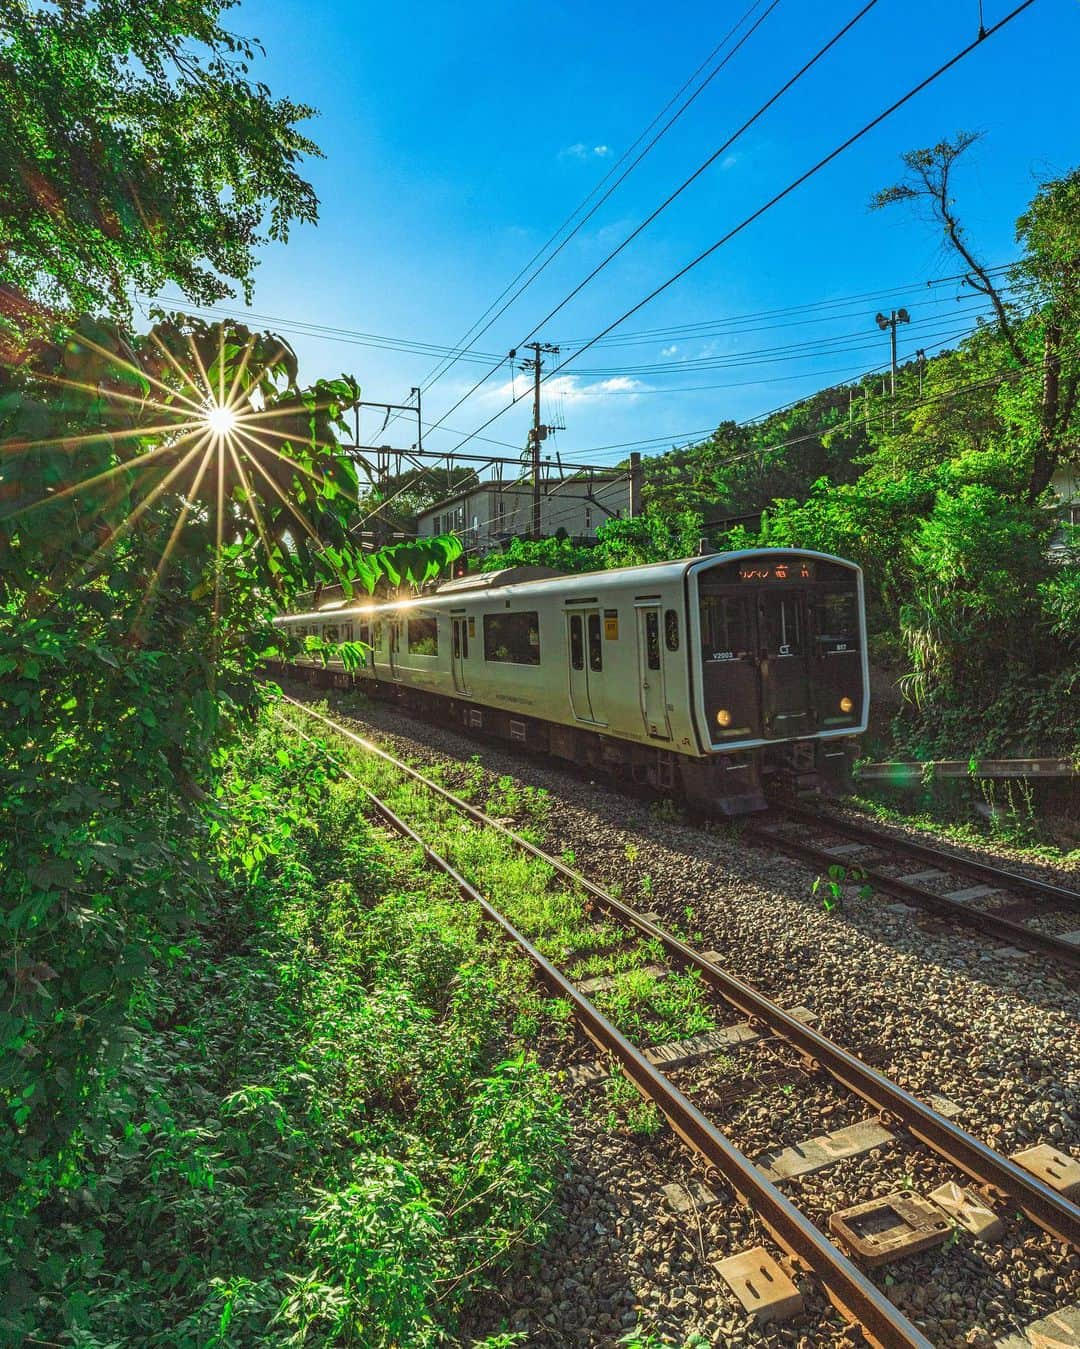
[746,813,1080,972]
[783,805,1080,914]
[278,700,932,1348]
[279,694,1080,1253]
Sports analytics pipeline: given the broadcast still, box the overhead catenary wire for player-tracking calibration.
[439,0,1039,458]
[422,1,882,444]
[405,0,780,402]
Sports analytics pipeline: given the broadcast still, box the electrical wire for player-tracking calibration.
[407,0,779,400]
[440,0,1039,456]
[421,0,880,442]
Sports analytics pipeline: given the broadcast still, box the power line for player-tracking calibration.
[408,0,778,401]
[422,0,878,442]
[443,0,1039,457]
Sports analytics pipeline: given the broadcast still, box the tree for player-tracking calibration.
[0,314,461,1262]
[871,135,1080,502]
[0,0,320,320]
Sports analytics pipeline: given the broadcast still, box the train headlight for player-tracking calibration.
[839,696,854,714]
[716,708,732,728]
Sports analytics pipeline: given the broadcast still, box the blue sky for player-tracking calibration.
[152,0,1079,472]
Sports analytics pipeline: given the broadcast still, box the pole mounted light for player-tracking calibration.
[875,308,910,397]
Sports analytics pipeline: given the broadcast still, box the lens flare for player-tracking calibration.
[204,402,238,438]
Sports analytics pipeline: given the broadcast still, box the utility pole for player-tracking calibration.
[875,308,911,397]
[520,341,559,540]
[629,451,643,518]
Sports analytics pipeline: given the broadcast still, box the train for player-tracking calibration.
[273,548,868,814]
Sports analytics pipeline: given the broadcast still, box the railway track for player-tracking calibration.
[747,807,1080,971]
[279,693,1080,1348]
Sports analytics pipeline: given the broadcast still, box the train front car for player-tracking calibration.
[688,550,868,810]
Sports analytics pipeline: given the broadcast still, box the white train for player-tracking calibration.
[274,548,868,813]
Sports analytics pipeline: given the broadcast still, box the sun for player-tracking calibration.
[204,402,238,438]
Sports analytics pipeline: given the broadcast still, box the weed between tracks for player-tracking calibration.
[289,701,717,1131]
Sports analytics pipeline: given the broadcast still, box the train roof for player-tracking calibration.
[277,548,860,625]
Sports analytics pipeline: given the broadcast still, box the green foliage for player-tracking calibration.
[3,713,567,1346]
[480,509,704,574]
[0,0,321,320]
[0,317,481,1344]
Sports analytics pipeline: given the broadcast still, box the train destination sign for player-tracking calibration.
[737,561,814,582]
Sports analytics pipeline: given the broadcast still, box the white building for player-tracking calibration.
[416,474,633,553]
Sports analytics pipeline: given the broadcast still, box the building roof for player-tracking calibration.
[416,472,627,519]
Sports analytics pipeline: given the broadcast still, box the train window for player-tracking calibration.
[816,592,859,649]
[484,611,540,665]
[569,614,584,670]
[645,611,661,670]
[342,622,353,643]
[761,595,803,657]
[664,608,679,651]
[700,595,751,661]
[452,621,460,659]
[588,613,603,672]
[461,619,469,659]
[324,625,339,643]
[407,617,438,656]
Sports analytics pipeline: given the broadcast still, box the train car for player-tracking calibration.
[274,548,868,814]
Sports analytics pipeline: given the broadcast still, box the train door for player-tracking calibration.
[635,604,671,740]
[757,590,812,739]
[566,609,606,725]
[451,615,470,694]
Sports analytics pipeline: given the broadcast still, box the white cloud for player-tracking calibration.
[483,374,649,406]
[560,142,612,161]
[660,344,679,357]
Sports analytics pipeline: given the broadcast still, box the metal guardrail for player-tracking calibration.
[857,759,1077,781]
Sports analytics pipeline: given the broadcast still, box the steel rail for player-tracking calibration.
[278,703,932,1348]
[782,804,1080,913]
[744,819,1080,972]
[279,694,1080,1250]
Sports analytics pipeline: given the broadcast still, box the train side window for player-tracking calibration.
[342,622,353,643]
[452,621,460,659]
[324,624,339,643]
[816,592,859,650]
[700,595,751,660]
[587,613,603,672]
[407,617,438,655]
[664,608,679,651]
[645,611,661,670]
[569,614,584,670]
[461,619,469,658]
[483,611,540,664]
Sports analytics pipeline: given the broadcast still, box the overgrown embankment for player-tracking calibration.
[3,709,566,1347]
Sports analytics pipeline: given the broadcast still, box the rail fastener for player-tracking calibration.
[277,701,934,1349]
[280,694,1080,1252]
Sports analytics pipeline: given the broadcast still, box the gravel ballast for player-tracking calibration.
[286,684,1080,1347]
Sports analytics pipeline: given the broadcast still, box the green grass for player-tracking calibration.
[292,702,717,1118]
[9,710,567,1347]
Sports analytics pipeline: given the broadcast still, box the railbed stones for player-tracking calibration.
[304,687,1080,1348]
